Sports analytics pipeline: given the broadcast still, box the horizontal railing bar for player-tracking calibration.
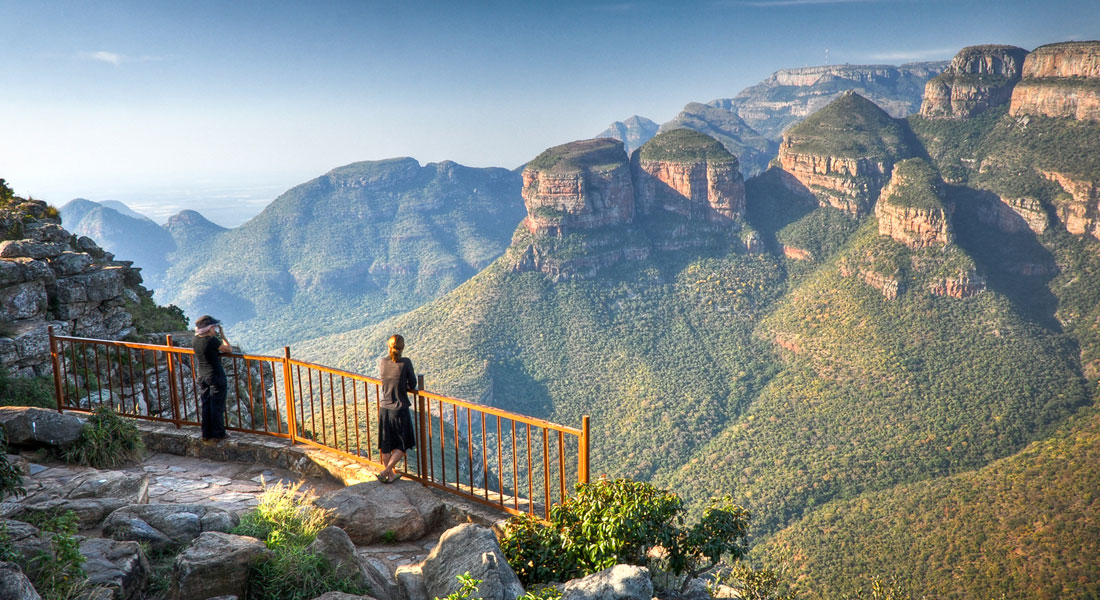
[418,389,584,435]
[287,359,381,384]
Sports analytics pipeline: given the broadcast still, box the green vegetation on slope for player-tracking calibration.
[657,223,1087,535]
[879,158,945,211]
[637,129,738,164]
[526,138,628,173]
[756,404,1100,600]
[783,92,919,161]
[158,158,525,351]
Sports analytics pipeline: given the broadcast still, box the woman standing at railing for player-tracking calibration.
[377,334,417,483]
[193,315,233,442]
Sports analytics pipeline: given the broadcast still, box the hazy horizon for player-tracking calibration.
[2,0,1096,222]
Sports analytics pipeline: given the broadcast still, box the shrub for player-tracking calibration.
[233,480,367,600]
[709,563,794,600]
[24,509,92,600]
[0,371,55,408]
[63,406,145,469]
[436,573,482,600]
[500,477,751,589]
[0,426,26,500]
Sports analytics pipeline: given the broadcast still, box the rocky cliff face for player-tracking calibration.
[776,92,917,216]
[1042,170,1100,240]
[875,159,954,248]
[522,139,634,237]
[0,198,152,377]
[919,45,1029,119]
[1010,41,1100,122]
[722,61,947,140]
[633,129,745,222]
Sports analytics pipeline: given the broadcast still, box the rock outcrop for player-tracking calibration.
[875,159,954,248]
[315,480,445,545]
[561,564,653,600]
[171,532,270,600]
[633,129,745,222]
[777,92,918,215]
[1010,41,1100,122]
[420,524,524,600]
[657,104,778,177]
[919,45,1029,118]
[1042,170,1100,241]
[0,196,157,378]
[522,139,634,237]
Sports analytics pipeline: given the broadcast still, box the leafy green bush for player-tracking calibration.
[436,573,482,600]
[0,371,55,408]
[500,478,750,588]
[709,563,794,600]
[123,293,188,335]
[63,406,145,469]
[25,510,92,600]
[0,426,26,500]
[233,480,367,600]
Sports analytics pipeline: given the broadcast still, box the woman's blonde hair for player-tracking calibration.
[387,334,405,363]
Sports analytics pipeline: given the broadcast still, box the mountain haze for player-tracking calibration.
[157,158,526,350]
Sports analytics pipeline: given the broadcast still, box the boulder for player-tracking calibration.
[103,504,239,551]
[6,470,150,530]
[0,281,46,321]
[0,519,49,574]
[0,561,41,600]
[80,538,150,600]
[0,240,70,260]
[315,481,444,545]
[0,407,85,449]
[361,556,403,600]
[307,526,372,589]
[561,565,653,600]
[394,565,428,600]
[421,523,524,600]
[171,532,270,600]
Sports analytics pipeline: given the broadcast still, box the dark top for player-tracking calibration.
[379,356,416,410]
[193,334,226,379]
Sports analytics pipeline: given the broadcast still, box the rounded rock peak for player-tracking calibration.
[636,128,737,165]
[524,138,628,174]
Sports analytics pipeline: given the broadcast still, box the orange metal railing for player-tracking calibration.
[48,327,589,518]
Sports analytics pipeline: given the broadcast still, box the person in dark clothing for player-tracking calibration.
[377,333,417,483]
[192,315,233,442]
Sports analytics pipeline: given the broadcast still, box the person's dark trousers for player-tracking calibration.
[198,374,228,439]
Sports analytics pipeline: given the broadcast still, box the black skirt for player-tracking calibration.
[379,407,416,453]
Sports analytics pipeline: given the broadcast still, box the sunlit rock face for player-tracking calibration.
[919,45,1029,119]
[1009,41,1100,122]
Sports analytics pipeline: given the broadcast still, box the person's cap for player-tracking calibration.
[195,315,221,328]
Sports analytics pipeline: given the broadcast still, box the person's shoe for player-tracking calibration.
[390,472,403,483]
[375,472,390,484]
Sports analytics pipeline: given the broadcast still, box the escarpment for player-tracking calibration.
[776,92,918,216]
[1010,41,1100,122]
[919,45,1028,119]
[512,132,748,280]
[875,159,954,249]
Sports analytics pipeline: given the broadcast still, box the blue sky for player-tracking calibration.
[1,0,1096,225]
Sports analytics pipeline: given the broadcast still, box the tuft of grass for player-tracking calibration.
[63,406,145,468]
[233,479,367,600]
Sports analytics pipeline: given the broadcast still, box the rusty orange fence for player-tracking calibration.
[48,327,590,518]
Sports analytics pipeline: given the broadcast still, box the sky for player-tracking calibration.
[1,0,1096,226]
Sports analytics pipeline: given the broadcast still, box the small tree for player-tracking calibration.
[500,477,751,591]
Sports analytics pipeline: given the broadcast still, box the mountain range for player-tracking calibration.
[40,41,1100,598]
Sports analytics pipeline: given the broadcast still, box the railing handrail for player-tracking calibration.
[48,328,591,518]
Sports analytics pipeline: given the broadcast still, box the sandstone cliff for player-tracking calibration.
[522,139,634,237]
[919,45,1029,119]
[657,105,778,177]
[633,129,745,222]
[1010,41,1100,122]
[777,92,918,216]
[1042,169,1100,241]
[0,195,157,377]
[875,159,954,248]
[720,61,946,140]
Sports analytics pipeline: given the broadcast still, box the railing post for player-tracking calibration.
[416,375,426,481]
[48,326,64,413]
[579,415,590,485]
[165,334,181,427]
[283,347,297,443]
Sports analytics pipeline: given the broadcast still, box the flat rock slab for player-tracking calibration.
[0,407,85,449]
[316,480,444,545]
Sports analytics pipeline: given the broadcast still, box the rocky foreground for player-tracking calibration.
[0,407,693,600]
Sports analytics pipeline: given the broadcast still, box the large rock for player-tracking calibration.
[0,407,86,449]
[1010,41,1100,122]
[875,158,954,249]
[103,504,239,551]
[8,470,150,529]
[80,538,150,600]
[171,532,270,600]
[561,565,653,600]
[919,45,1028,119]
[0,520,49,577]
[522,138,634,236]
[632,129,745,223]
[0,561,40,600]
[307,526,371,590]
[315,480,444,545]
[421,524,524,600]
[0,281,47,321]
